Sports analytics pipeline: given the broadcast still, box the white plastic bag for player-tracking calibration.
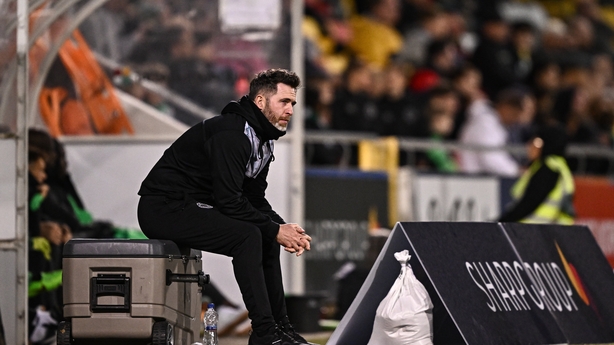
[367,250,434,345]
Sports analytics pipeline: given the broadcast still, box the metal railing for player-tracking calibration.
[301,130,614,175]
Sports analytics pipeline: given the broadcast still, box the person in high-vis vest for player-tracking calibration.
[499,124,576,224]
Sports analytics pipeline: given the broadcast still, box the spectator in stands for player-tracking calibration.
[331,58,380,133]
[399,7,451,67]
[421,110,458,171]
[192,32,240,111]
[551,86,608,173]
[369,68,389,101]
[79,0,144,62]
[331,59,380,165]
[28,148,72,243]
[591,53,614,93]
[409,38,460,89]
[552,86,598,144]
[586,95,614,147]
[577,0,614,54]
[449,63,477,140]
[499,124,575,224]
[396,0,436,33]
[28,147,81,242]
[471,9,519,100]
[128,24,178,65]
[447,8,475,59]
[27,149,67,345]
[378,62,421,137]
[567,13,611,56]
[529,59,562,126]
[541,15,606,76]
[346,0,403,69]
[304,76,344,166]
[29,128,147,239]
[455,65,524,177]
[415,85,460,172]
[510,21,540,86]
[512,90,538,141]
[508,90,539,164]
[413,85,459,138]
[160,19,237,124]
[585,54,614,150]
[28,130,66,239]
[303,0,353,77]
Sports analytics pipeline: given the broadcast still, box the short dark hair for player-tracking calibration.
[28,149,46,164]
[426,39,452,62]
[450,62,478,82]
[427,84,455,100]
[248,69,300,100]
[28,128,55,163]
[496,88,525,110]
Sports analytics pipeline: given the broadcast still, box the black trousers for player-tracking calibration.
[137,195,287,335]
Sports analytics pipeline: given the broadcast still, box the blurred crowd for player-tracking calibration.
[74,0,614,175]
[302,0,614,174]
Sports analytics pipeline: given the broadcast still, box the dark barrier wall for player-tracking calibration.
[503,223,614,342]
[304,169,388,297]
[327,222,614,345]
[573,176,614,267]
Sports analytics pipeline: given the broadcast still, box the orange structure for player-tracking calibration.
[32,5,133,137]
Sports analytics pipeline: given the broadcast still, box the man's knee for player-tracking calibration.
[230,225,263,259]
[239,224,262,244]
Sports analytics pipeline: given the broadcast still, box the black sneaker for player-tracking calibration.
[248,326,306,345]
[277,319,316,345]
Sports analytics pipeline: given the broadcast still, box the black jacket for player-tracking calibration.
[139,96,286,239]
[498,162,558,222]
[472,37,519,99]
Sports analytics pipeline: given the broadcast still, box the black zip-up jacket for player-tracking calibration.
[138,96,286,239]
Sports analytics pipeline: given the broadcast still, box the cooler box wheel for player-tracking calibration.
[152,320,174,345]
[57,321,72,345]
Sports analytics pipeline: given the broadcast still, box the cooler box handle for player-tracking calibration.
[90,274,131,312]
[166,269,209,287]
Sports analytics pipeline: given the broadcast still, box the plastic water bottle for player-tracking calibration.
[203,303,218,345]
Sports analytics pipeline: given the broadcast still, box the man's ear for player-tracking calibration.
[255,94,265,110]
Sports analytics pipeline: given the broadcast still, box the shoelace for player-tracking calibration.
[280,323,307,342]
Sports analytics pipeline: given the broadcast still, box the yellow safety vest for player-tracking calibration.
[511,155,575,225]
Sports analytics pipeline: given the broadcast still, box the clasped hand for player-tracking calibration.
[276,223,312,257]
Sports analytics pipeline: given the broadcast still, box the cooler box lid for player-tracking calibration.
[63,238,182,258]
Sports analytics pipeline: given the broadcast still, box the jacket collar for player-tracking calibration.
[221,96,286,140]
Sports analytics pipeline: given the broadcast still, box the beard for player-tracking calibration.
[263,103,287,131]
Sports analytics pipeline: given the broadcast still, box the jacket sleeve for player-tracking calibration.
[498,164,559,222]
[208,130,280,239]
[243,161,286,224]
